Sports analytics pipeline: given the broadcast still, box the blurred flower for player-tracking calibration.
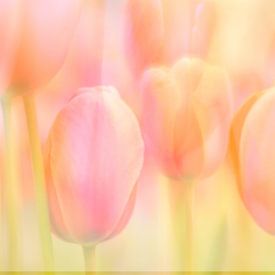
[140,57,232,179]
[1,0,82,92]
[230,87,275,234]
[45,86,144,245]
[125,0,216,77]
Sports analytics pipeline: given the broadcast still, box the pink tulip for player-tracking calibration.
[45,86,144,244]
[238,88,275,234]
[125,0,216,77]
[4,0,82,92]
[140,58,232,179]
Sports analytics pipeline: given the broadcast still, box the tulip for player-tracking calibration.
[140,57,232,180]
[6,0,82,92]
[226,90,264,267]
[140,58,232,270]
[232,88,275,234]
[44,86,144,269]
[125,0,216,77]
[0,0,82,269]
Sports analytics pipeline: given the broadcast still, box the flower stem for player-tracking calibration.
[168,177,194,273]
[184,180,194,273]
[1,94,20,270]
[23,95,54,271]
[82,245,96,274]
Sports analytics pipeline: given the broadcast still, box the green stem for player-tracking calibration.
[1,94,20,270]
[82,245,96,274]
[168,177,194,273]
[184,180,194,273]
[23,95,54,271]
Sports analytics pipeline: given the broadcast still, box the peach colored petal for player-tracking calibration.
[140,67,183,177]
[172,58,205,177]
[240,88,275,234]
[228,90,264,185]
[140,57,232,179]
[10,0,82,91]
[193,65,233,176]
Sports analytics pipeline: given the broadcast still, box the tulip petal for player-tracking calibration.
[46,86,144,244]
[240,88,275,234]
[11,0,82,90]
[140,67,183,177]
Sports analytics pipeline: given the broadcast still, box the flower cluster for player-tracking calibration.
[0,0,275,272]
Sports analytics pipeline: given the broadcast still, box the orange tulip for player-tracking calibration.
[140,58,232,179]
[233,88,275,234]
[125,0,216,77]
[45,86,144,244]
[4,0,82,92]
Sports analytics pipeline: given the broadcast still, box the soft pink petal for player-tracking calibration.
[46,86,144,244]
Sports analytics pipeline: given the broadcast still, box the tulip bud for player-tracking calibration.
[140,58,232,179]
[9,0,82,92]
[237,88,275,234]
[45,86,144,244]
[125,0,216,77]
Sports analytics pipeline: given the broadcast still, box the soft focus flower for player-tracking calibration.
[125,0,216,77]
[140,57,232,179]
[6,0,82,92]
[231,88,275,234]
[45,86,144,245]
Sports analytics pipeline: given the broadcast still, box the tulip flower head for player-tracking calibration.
[237,88,275,234]
[45,86,144,245]
[125,0,216,77]
[140,58,232,180]
[5,0,82,92]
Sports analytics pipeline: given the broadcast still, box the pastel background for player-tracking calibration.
[1,0,275,272]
